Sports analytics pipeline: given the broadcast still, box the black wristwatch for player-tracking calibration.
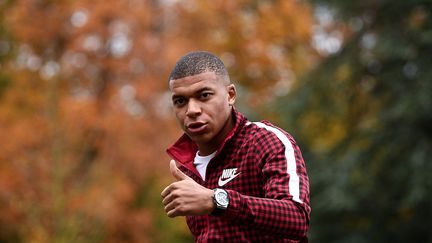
[212,188,229,216]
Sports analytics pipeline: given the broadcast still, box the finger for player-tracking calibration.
[167,208,178,218]
[170,159,192,181]
[162,191,174,205]
[165,200,179,218]
[161,185,172,198]
[166,203,184,218]
[164,199,176,213]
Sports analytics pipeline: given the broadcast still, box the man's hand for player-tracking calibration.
[161,160,215,217]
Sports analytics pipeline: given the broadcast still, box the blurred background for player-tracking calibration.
[0,0,431,242]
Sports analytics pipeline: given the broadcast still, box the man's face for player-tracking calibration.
[169,71,236,150]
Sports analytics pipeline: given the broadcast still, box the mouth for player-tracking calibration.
[186,122,207,135]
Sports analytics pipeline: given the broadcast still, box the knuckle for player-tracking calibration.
[177,204,187,213]
[171,190,181,198]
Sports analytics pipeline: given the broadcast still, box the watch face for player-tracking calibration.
[216,191,229,206]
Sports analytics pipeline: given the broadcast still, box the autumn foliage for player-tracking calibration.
[0,0,314,242]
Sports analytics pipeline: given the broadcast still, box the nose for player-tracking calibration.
[186,99,201,117]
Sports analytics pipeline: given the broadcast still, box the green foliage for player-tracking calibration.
[274,1,432,242]
[131,176,192,243]
[0,74,10,98]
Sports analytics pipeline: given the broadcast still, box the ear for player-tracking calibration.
[227,84,236,106]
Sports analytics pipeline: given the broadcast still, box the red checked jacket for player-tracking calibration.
[167,109,311,243]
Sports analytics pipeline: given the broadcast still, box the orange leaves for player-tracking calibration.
[6,1,77,56]
[257,0,312,44]
[0,0,316,241]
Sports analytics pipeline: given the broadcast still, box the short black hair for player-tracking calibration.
[168,51,229,82]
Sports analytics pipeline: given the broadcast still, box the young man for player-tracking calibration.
[161,51,310,242]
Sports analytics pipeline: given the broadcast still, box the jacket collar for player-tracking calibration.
[166,108,246,174]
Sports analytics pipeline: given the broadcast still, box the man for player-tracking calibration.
[161,51,310,242]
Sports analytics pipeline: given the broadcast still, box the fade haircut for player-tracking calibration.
[169,51,230,82]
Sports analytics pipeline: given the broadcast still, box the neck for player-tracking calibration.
[197,110,235,156]
[197,150,216,157]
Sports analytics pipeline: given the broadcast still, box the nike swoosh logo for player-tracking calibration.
[218,172,241,187]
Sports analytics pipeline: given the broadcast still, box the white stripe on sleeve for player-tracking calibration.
[249,122,303,204]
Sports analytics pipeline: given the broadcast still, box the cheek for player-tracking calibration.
[174,110,185,123]
[217,97,230,112]
[211,100,230,120]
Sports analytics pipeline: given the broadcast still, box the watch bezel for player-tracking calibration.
[213,188,229,210]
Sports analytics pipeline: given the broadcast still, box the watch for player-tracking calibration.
[212,188,229,215]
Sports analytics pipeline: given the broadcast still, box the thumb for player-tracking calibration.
[170,160,192,181]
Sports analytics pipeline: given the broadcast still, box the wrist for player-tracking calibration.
[207,189,216,213]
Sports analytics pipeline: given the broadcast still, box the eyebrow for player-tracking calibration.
[171,87,214,100]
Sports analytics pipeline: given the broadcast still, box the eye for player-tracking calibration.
[199,92,212,100]
[173,97,186,107]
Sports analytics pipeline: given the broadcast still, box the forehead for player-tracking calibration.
[169,72,223,91]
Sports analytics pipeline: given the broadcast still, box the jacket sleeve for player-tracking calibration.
[221,126,311,240]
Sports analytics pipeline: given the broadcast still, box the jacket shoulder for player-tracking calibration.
[241,121,294,149]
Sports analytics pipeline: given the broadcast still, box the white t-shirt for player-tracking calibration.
[194,151,216,181]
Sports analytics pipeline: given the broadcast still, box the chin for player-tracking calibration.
[189,133,213,144]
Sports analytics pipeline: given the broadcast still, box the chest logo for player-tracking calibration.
[218,168,241,187]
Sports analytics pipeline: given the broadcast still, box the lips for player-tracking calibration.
[186,122,207,135]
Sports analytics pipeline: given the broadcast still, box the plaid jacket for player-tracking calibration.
[167,109,310,242]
